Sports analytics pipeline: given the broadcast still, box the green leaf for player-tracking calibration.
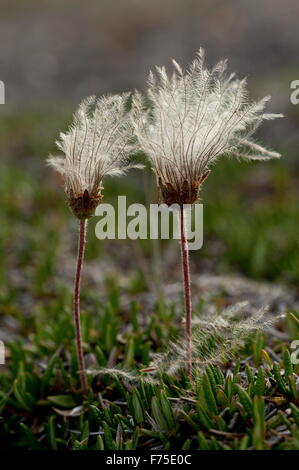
[159,391,175,431]
[89,404,102,425]
[225,374,233,401]
[130,301,139,332]
[197,431,209,450]
[123,337,135,369]
[103,421,116,450]
[96,434,105,450]
[45,415,57,450]
[72,439,87,450]
[216,388,229,407]
[288,375,298,399]
[252,396,265,450]
[40,353,59,396]
[235,384,253,415]
[130,389,144,425]
[239,435,249,450]
[245,364,254,384]
[131,427,140,450]
[206,365,217,395]
[182,439,191,450]
[196,402,213,430]
[0,390,10,415]
[253,331,264,366]
[278,410,291,430]
[95,345,106,367]
[151,396,168,431]
[273,363,287,394]
[233,359,241,375]
[202,372,218,415]
[81,420,90,442]
[180,410,199,431]
[20,423,41,450]
[212,365,225,386]
[290,403,299,427]
[13,378,32,411]
[254,368,265,396]
[283,349,293,378]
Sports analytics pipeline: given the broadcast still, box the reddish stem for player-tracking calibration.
[180,206,192,377]
[73,218,88,396]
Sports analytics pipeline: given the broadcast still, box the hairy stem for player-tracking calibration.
[179,206,192,377]
[73,218,88,396]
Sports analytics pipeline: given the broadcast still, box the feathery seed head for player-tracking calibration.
[132,49,283,206]
[48,94,137,219]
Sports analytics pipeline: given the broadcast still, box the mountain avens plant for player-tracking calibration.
[47,94,139,395]
[132,49,283,376]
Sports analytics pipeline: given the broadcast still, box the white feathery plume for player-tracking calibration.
[132,48,283,205]
[150,302,275,376]
[48,93,140,218]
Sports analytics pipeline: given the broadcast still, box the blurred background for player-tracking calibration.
[1,0,299,341]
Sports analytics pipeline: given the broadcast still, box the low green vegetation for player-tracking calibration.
[0,290,299,450]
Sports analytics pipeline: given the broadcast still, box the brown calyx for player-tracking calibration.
[158,170,210,206]
[69,189,102,219]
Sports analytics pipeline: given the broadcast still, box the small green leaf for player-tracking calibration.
[253,331,264,366]
[81,420,90,442]
[290,403,299,427]
[40,353,59,396]
[283,349,293,378]
[216,388,229,407]
[202,372,218,415]
[130,389,144,425]
[225,374,233,401]
[182,438,191,450]
[196,402,213,430]
[254,368,265,396]
[273,363,287,394]
[103,421,116,450]
[239,435,249,450]
[151,396,168,431]
[252,396,265,450]
[96,434,105,450]
[159,391,175,431]
[197,431,209,450]
[20,423,41,450]
[130,301,139,332]
[123,337,135,368]
[246,365,254,385]
[95,345,106,367]
[46,415,57,450]
[235,384,253,415]
[89,404,102,425]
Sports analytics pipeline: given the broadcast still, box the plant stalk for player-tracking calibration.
[179,206,192,377]
[73,218,88,396]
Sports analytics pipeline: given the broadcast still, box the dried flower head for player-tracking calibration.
[132,49,283,205]
[48,94,138,219]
